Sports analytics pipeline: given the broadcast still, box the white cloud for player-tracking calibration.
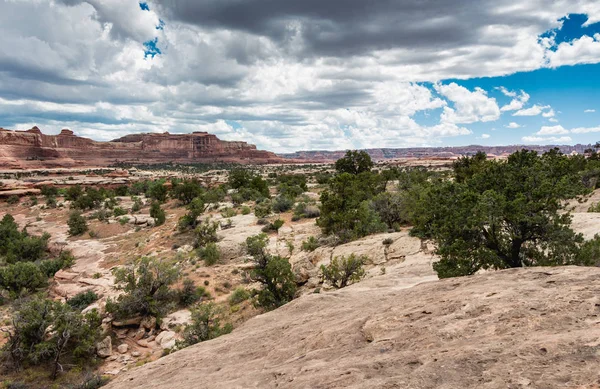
[435,83,500,124]
[585,109,596,113]
[547,33,600,68]
[500,90,530,112]
[522,135,572,143]
[496,86,517,98]
[536,125,568,135]
[570,126,600,134]
[480,133,491,139]
[505,122,522,129]
[542,108,555,118]
[548,118,559,123]
[513,105,551,116]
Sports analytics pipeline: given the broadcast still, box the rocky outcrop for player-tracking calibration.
[0,127,284,168]
[105,266,600,389]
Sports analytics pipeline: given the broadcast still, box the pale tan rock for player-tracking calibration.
[117,344,129,354]
[106,267,600,389]
[96,336,112,358]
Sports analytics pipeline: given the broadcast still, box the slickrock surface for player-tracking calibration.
[0,127,283,168]
[106,266,600,389]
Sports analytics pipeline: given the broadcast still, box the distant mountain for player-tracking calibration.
[280,144,593,161]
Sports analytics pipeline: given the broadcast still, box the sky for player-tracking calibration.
[0,1,599,153]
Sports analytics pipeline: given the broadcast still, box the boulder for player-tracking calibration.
[96,336,112,358]
[155,331,176,349]
[140,316,157,330]
[117,344,129,354]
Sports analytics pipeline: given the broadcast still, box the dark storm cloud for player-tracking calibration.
[155,0,551,57]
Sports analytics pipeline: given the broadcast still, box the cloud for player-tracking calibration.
[480,133,491,139]
[505,122,522,129]
[535,125,568,135]
[435,83,500,124]
[585,109,596,113]
[542,109,556,118]
[513,105,551,116]
[522,135,572,143]
[570,125,600,134]
[0,0,600,151]
[500,90,530,112]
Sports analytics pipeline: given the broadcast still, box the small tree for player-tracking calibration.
[194,218,219,248]
[335,150,374,175]
[199,242,220,266]
[106,257,180,319]
[320,254,366,289]
[245,234,296,310]
[68,211,88,236]
[150,201,166,226]
[177,302,232,348]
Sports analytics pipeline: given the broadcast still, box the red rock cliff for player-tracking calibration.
[0,127,283,169]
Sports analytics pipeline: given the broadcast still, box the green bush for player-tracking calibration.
[241,206,251,215]
[220,207,237,218]
[335,150,374,175]
[177,279,209,306]
[245,234,296,310]
[68,211,88,236]
[254,201,272,218]
[0,214,50,263]
[0,262,47,296]
[228,287,250,305]
[113,207,127,217]
[172,179,204,205]
[194,219,219,248]
[177,302,232,348]
[301,236,320,252]
[67,290,99,311]
[199,242,220,266]
[1,297,101,379]
[261,218,284,233]
[320,254,366,288]
[150,201,166,226]
[38,250,76,277]
[131,196,143,212]
[105,257,180,319]
[7,195,19,205]
[272,196,294,213]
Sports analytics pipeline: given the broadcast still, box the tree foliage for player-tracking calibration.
[245,234,296,310]
[334,150,374,175]
[320,254,366,288]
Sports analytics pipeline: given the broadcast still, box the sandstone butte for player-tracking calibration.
[106,266,600,389]
[0,126,284,169]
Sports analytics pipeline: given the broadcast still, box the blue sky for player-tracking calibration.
[0,1,599,152]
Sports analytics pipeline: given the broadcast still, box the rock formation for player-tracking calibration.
[0,127,283,168]
[105,266,600,389]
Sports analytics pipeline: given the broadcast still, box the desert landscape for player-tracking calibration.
[1,132,600,388]
[2,1,600,388]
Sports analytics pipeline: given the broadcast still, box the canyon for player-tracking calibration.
[0,127,283,169]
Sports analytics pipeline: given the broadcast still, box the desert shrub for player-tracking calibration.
[68,211,88,236]
[254,201,272,218]
[245,234,296,310]
[301,236,320,252]
[315,172,332,185]
[0,262,47,297]
[172,179,204,205]
[228,169,270,199]
[177,197,206,232]
[220,207,237,218]
[241,206,251,215]
[177,279,209,306]
[131,196,142,212]
[177,302,232,348]
[272,196,293,213]
[194,219,219,248]
[382,238,394,246]
[40,185,59,198]
[150,201,166,226]
[118,216,129,225]
[577,234,600,266]
[261,218,284,233]
[320,254,367,289]
[228,287,250,305]
[38,250,75,277]
[28,195,38,206]
[72,188,104,210]
[65,185,84,202]
[45,195,57,208]
[0,214,50,263]
[7,195,19,205]
[67,290,99,311]
[1,296,102,379]
[199,242,220,266]
[92,208,111,222]
[106,257,180,319]
[113,207,127,217]
[370,191,407,230]
[114,185,130,197]
[147,181,168,203]
[293,202,320,220]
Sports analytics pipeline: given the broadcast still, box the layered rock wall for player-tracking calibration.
[0,127,283,168]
